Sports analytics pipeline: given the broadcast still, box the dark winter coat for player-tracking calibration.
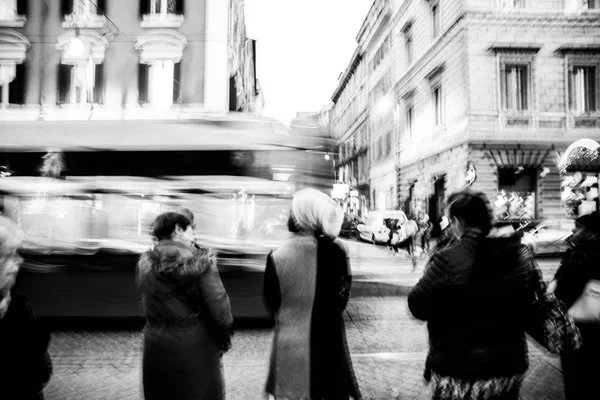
[408,228,541,381]
[263,234,361,400]
[0,293,52,399]
[138,239,233,400]
[553,238,600,400]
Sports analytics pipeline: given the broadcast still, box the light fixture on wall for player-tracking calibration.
[67,29,85,58]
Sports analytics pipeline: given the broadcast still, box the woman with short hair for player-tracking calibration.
[263,188,362,400]
[408,190,545,400]
[139,212,233,400]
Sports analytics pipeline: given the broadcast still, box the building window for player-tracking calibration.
[57,62,104,105]
[433,85,444,127]
[569,65,598,113]
[404,28,413,67]
[140,0,184,18]
[494,168,537,221]
[62,0,106,18]
[501,0,526,8]
[0,62,25,107]
[138,61,181,107]
[405,105,413,137]
[501,64,529,111]
[431,2,440,38]
[587,0,600,9]
[372,35,391,71]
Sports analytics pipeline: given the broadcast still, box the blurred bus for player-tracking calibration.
[0,115,334,319]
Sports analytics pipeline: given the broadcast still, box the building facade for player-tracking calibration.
[330,0,396,216]
[393,0,600,229]
[0,0,260,122]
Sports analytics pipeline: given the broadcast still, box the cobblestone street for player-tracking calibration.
[43,297,565,400]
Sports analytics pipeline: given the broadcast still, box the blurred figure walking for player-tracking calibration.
[263,189,362,400]
[138,212,233,400]
[408,190,546,400]
[0,217,52,400]
[552,213,600,400]
[417,212,433,253]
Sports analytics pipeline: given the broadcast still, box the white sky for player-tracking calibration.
[243,0,373,123]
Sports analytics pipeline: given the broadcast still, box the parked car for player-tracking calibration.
[357,210,407,245]
[522,219,575,256]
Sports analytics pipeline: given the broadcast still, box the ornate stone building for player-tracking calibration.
[0,0,260,122]
[392,0,600,228]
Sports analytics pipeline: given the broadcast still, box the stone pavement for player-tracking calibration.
[43,297,565,400]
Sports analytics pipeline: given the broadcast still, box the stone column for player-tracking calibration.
[203,0,229,113]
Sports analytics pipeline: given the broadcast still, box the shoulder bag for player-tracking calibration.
[568,279,600,324]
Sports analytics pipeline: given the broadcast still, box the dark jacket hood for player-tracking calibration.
[138,239,214,278]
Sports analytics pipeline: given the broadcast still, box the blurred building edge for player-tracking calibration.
[0,0,262,120]
[328,0,600,229]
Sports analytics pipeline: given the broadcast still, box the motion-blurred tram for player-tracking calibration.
[0,114,334,319]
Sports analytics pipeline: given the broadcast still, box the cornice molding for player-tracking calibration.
[466,11,600,29]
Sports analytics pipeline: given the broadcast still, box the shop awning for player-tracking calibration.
[471,143,556,169]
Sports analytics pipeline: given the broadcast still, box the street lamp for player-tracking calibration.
[67,37,85,58]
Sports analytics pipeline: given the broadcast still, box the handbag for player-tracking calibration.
[526,291,582,355]
[568,279,600,324]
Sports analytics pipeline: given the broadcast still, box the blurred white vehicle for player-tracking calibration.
[357,210,407,245]
[522,219,575,256]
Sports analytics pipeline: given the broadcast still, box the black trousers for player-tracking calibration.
[561,324,600,400]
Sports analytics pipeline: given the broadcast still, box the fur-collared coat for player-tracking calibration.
[138,239,233,400]
[263,234,361,400]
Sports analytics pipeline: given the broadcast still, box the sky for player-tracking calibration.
[243,0,373,123]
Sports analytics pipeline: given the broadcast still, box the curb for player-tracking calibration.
[352,279,415,297]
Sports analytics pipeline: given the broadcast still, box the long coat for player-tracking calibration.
[0,293,52,400]
[263,234,361,400]
[138,239,233,400]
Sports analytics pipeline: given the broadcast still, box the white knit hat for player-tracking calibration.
[290,188,343,237]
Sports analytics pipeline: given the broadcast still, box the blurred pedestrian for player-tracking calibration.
[138,212,233,400]
[418,212,433,253]
[263,188,362,400]
[0,216,52,400]
[408,190,546,400]
[552,213,600,400]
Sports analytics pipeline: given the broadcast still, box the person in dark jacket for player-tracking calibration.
[263,188,362,400]
[0,216,52,400]
[138,212,233,400]
[552,213,600,400]
[408,190,544,400]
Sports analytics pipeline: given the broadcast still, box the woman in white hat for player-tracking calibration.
[263,188,362,400]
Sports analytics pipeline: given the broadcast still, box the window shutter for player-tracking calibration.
[500,65,508,111]
[17,0,28,16]
[140,0,150,18]
[173,62,181,104]
[520,67,529,111]
[57,64,71,104]
[97,0,107,14]
[8,63,26,105]
[138,64,149,104]
[62,0,73,16]
[93,63,104,104]
[585,67,596,112]
[568,68,575,111]
[175,0,184,14]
